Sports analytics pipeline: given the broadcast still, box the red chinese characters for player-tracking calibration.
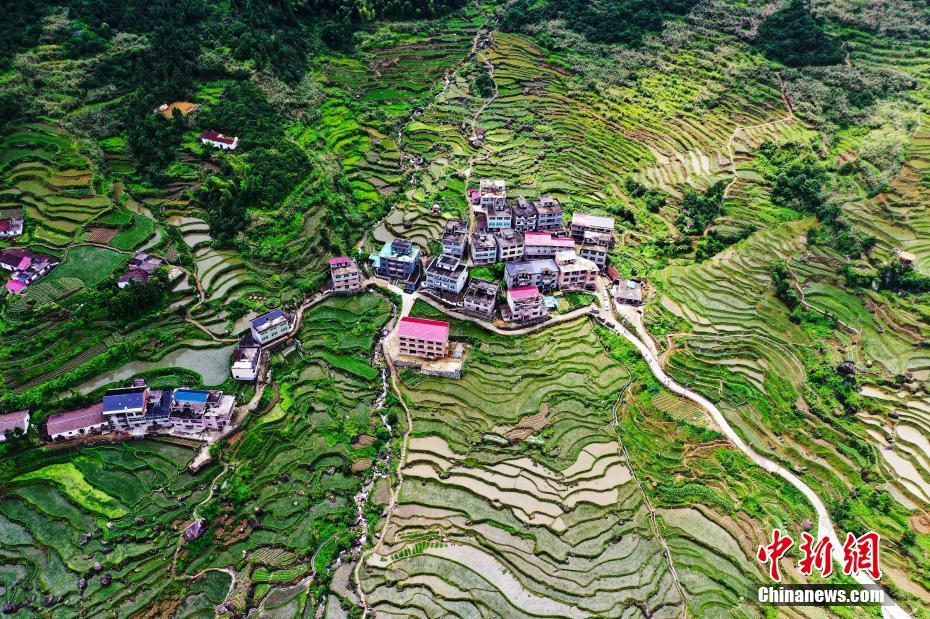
[842,531,882,580]
[798,532,833,577]
[757,529,794,582]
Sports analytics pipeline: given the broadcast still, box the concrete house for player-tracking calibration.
[470,231,498,265]
[555,251,598,291]
[168,389,235,432]
[495,228,524,262]
[570,212,615,238]
[615,279,644,306]
[424,255,469,294]
[46,404,107,441]
[523,231,575,258]
[102,386,149,431]
[250,308,293,345]
[330,256,362,294]
[118,252,163,289]
[369,239,421,280]
[200,130,238,150]
[442,220,468,258]
[512,197,538,232]
[462,280,498,319]
[505,286,548,323]
[504,259,558,292]
[397,317,449,359]
[535,196,564,231]
[579,231,611,267]
[477,180,511,230]
[1,249,59,295]
[0,208,24,238]
[0,410,29,441]
[231,345,261,381]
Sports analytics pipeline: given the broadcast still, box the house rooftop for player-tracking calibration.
[572,212,614,229]
[397,317,449,342]
[330,256,352,267]
[616,279,643,302]
[0,208,23,220]
[200,130,236,145]
[508,285,541,300]
[524,232,574,248]
[251,308,288,332]
[426,255,466,275]
[103,388,146,413]
[0,410,29,434]
[46,404,104,436]
[505,259,558,279]
[464,279,498,299]
[174,389,209,404]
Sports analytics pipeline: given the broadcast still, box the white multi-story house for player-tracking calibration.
[250,309,293,345]
[506,286,548,323]
[425,255,469,294]
[504,259,559,291]
[462,280,498,319]
[523,231,575,258]
[570,212,615,238]
[495,229,524,261]
[397,317,449,359]
[555,251,598,291]
[470,232,498,265]
[442,220,468,258]
[330,256,363,294]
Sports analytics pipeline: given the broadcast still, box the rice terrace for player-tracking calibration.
[1,0,930,617]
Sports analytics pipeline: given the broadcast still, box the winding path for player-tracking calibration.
[594,294,910,619]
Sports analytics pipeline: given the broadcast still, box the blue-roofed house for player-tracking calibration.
[369,239,421,280]
[249,308,292,345]
[169,389,236,432]
[102,387,148,431]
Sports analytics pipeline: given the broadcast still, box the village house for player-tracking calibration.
[505,259,558,292]
[512,198,538,232]
[0,410,29,441]
[523,231,575,258]
[250,308,293,345]
[200,130,238,150]
[231,343,261,381]
[478,179,507,210]
[535,196,564,231]
[495,228,524,261]
[369,238,421,281]
[424,255,469,294]
[470,231,498,265]
[0,208,24,238]
[397,317,449,359]
[579,232,611,267]
[46,404,107,441]
[462,280,498,319]
[118,252,163,288]
[570,212,615,239]
[615,279,644,306]
[168,389,235,433]
[1,248,59,295]
[555,251,598,291]
[505,286,548,323]
[329,256,363,294]
[442,220,468,258]
[102,386,149,431]
[485,201,512,230]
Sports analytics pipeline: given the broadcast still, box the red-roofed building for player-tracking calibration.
[397,317,449,359]
[200,130,238,150]
[523,231,575,258]
[46,404,108,441]
[506,286,547,323]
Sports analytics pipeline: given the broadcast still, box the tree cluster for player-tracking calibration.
[755,0,845,67]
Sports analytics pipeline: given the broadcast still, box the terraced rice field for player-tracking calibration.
[358,319,688,617]
[0,125,112,245]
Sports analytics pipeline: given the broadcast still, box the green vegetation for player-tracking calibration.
[755,0,845,67]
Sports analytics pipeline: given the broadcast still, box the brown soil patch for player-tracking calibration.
[498,403,549,441]
[911,512,930,534]
[87,227,117,244]
[351,460,372,473]
[352,434,376,448]
[159,101,198,118]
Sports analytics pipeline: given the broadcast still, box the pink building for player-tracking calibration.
[506,285,548,323]
[330,256,362,293]
[523,231,575,258]
[397,317,449,359]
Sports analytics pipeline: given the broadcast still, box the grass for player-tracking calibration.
[12,463,127,519]
[41,245,125,288]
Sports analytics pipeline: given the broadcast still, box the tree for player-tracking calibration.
[756,0,845,67]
